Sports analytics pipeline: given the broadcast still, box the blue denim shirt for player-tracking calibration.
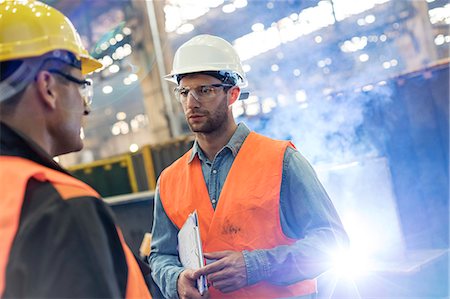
[149,123,348,299]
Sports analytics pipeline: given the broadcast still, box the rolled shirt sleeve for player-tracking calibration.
[148,182,184,299]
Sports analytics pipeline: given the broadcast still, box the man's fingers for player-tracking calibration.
[178,270,209,299]
[183,269,197,280]
[205,268,228,283]
[178,288,206,299]
[203,250,231,259]
[196,259,225,276]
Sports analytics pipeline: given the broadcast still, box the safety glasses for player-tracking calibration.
[174,84,233,103]
[47,69,93,106]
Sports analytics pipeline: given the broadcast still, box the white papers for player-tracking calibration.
[178,210,207,295]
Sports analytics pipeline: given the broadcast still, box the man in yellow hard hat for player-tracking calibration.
[0,1,151,298]
[149,34,348,299]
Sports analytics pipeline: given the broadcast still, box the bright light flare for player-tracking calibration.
[331,249,374,278]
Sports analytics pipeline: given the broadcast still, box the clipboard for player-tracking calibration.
[177,210,207,295]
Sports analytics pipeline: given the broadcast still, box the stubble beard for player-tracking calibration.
[187,96,229,134]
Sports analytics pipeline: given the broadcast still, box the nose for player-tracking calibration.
[83,104,91,115]
[185,90,200,108]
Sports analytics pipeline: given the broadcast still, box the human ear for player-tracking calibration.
[228,86,241,106]
[35,70,58,110]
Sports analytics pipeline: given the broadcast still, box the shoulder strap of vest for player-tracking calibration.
[248,131,295,149]
[0,156,99,199]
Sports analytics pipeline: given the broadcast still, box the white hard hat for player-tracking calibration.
[164,34,248,87]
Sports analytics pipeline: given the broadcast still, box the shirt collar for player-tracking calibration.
[187,122,251,164]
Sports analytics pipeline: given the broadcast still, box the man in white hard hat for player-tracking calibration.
[0,1,151,298]
[149,34,348,299]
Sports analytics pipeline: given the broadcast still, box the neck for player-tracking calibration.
[196,119,237,161]
[1,95,54,157]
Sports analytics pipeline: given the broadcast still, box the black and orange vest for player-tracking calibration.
[0,156,151,299]
[160,132,316,298]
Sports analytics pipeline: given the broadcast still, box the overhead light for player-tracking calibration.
[245,95,260,116]
[122,27,132,35]
[129,143,139,153]
[365,14,376,24]
[434,34,445,45]
[123,77,132,85]
[100,43,109,51]
[128,74,138,82]
[222,3,235,13]
[115,33,124,42]
[242,64,251,72]
[116,112,127,121]
[111,125,120,136]
[109,64,120,73]
[176,23,195,34]
[119,121,129,134]
[102,55,113,66]
[251,22,265,32]
[234,0,247,8]
[359,53,369,62]
[362,84,374,92]
[102,85,113,94]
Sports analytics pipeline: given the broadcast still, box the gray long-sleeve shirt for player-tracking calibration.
[149,123,348,298]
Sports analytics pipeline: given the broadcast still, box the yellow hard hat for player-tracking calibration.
[0,0,102,74]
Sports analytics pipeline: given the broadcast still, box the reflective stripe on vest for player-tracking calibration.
[160,132,316,298]
[0,156,151,299]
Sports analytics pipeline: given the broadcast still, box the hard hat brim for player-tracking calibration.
[81,56,103,75]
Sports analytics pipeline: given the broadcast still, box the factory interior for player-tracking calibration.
[7,0,450,298]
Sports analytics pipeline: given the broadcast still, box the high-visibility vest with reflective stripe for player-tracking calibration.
[0,156,151,299]
[160,132,316,298]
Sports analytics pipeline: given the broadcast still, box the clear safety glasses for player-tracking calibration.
[47,69,93,106]
[174,84,233,103]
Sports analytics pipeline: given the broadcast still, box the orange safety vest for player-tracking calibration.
[0,156,151,299]
[160,132,316,298]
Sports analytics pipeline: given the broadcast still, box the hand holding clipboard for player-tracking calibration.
[177,210,208,295]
